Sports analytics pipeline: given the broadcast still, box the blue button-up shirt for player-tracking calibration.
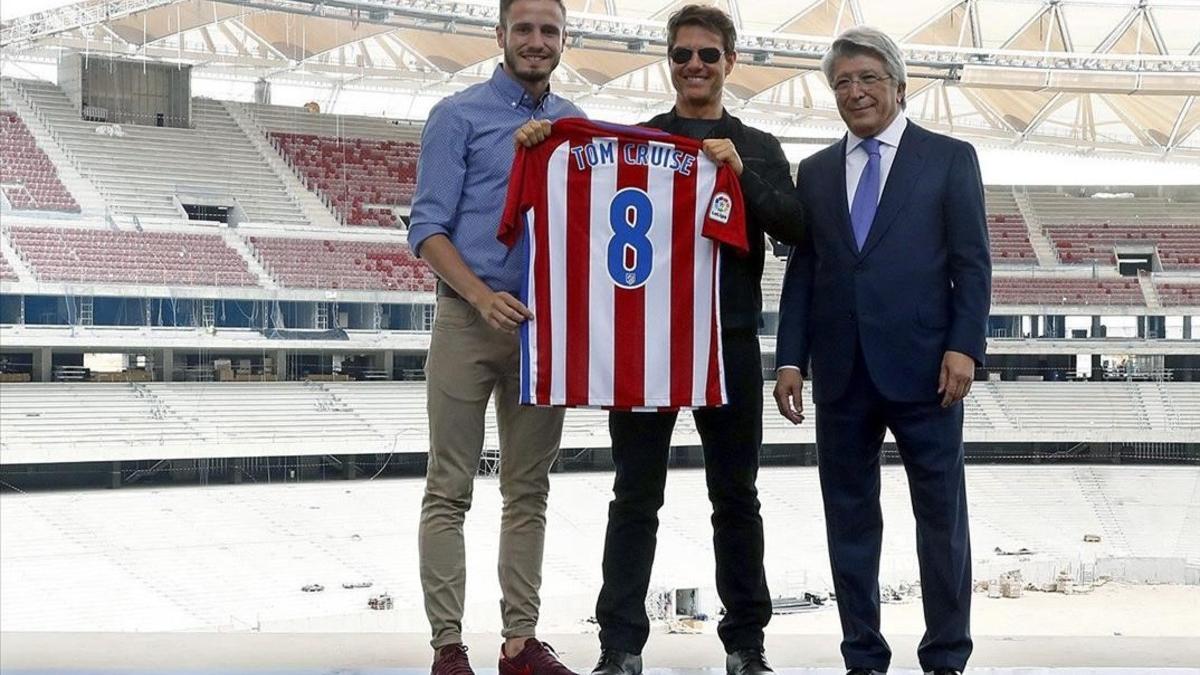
[408,64,584,294]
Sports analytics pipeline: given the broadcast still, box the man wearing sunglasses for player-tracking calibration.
[516,5,804,675]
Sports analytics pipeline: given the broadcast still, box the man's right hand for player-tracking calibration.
[514,120,552,148]
[773,368,806,425]
[472,290,534,333]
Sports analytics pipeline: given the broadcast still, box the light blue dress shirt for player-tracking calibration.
[407,64,585,294]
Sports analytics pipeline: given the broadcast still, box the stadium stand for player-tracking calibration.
[247,235,435,291]
[987,381,1153,430]
[0,252,19,280]
[245,102,419,142]
[760,253,786,306]
[148,382,391,447]
[991,276,1146,306]
[2,382,1197,465]
[0,383,204,451]
[0,382,391,460]
[318,381,439,440]
[269,132,417,227]
[0,110,80,213]
[1027,192,1200,268]
[8,226,258,286]
[9,80,309,225]
[984,189,1036,262]
[240,102,422,227]
[1168,385,1200,428]
[1155,281,1200,307]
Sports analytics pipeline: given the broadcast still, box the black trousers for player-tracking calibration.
[596,331,772,654]
[816,347,973,672]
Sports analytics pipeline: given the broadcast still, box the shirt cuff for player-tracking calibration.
[406,224,450,258]
[776,365,802,373]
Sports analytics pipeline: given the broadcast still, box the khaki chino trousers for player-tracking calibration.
[418,294,565,648]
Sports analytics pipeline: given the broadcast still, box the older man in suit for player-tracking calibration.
[773,26,991,675]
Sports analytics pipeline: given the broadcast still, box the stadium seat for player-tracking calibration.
[0,110,80,213]
[248,235,435,291]
[269,132,418,227]
[7,226,258,286]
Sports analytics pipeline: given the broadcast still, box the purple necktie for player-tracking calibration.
[850,137,881,251]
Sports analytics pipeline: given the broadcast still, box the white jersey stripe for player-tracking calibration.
[588,137,618,406]
[691,158,717,406]
[643,140,675,405]
[525,206,540,400]
[547,143,570,405]
[711,247,727,405]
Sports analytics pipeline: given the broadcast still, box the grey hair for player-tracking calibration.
[821,26,907,90]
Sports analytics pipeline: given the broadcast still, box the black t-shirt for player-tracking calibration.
[673,116,721,140]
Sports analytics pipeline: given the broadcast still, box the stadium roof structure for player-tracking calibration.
[3,0,1200,158]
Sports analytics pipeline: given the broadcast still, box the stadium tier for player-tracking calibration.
[7,226,257,286]
[1156,281,1200,307]
[1025,191,1200,268]
[248,235,435,291]
[10,80,308,225]
[991,277,1145,306]
[1,381,1197,464]
[1047,223,1200,268]
[244,102,418,142]
[0,110,79,213]
[984,190,1036,262]
[0,253,18,280]
[269,132,417,227]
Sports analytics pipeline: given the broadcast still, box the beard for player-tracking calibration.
[504,43,561,84]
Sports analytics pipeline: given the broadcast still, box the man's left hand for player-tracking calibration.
[515,119,552,148]
[701,139,742,176]
[938,350,975,408]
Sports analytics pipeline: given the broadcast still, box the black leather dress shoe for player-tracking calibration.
[726,648,774,675]
[926,670,961,675]
[591,649,642,675]
[847,669,881,675]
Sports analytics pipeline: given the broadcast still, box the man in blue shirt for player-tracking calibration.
[408,2,584,675]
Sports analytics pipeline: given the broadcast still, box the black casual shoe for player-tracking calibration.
[726,648,773,675]
[591,648,642,675]
[925,670,961,675]
[847,669,883,675]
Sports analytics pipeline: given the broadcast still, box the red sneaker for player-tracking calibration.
[432,643,475,675]
[499,639,580,675]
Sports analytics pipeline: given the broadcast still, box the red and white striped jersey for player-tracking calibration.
[498,117,749,409]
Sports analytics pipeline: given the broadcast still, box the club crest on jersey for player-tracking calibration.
[709,192,732,223]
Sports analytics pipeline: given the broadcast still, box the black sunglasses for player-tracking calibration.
[669,47,723,64]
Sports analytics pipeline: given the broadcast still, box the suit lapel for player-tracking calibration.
[859,123,929,259]
[832,137,858,257]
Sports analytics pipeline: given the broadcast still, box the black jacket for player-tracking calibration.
[643,108,804,332]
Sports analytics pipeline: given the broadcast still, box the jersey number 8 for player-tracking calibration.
[607,187,654,288]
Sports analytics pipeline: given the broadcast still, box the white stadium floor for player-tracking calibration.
[2,465,1198,671]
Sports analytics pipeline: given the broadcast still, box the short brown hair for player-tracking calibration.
[667,5,737,55]
[499,0,567,24]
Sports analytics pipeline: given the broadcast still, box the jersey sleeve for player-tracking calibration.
[700,163,750,253]
[498,145,534,249]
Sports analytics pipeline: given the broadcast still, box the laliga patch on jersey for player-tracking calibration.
[709,192,732,223]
